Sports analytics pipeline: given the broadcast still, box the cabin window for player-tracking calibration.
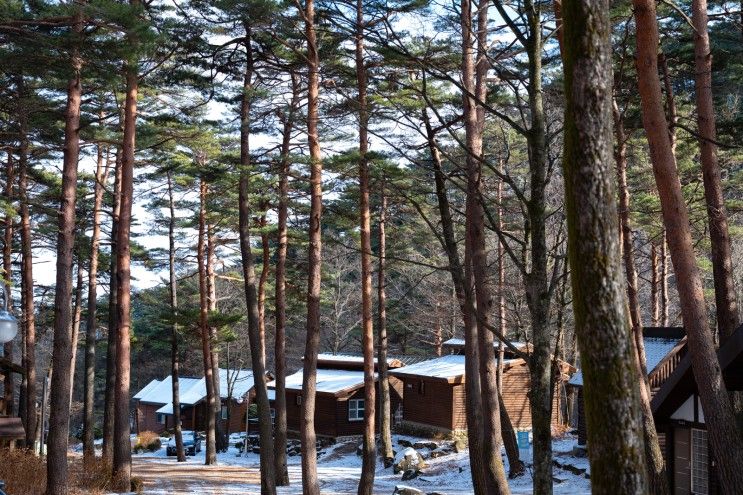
[221,405,228,420]
[691,428,709,494]
[270,408,276,425]
[296,395,302,406]
[418,380,425,395]
[348,399,365,422]
[156,413,166,425]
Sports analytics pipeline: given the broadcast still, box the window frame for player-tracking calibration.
[348,398,365,422]
[690,428,709,495]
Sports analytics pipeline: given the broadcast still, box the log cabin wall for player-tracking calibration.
[136,403,167,434]
[401,377,456,430]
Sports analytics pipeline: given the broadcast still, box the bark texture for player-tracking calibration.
[113,59,137,492]
[355,2,376,492]
[46,23,82,493]
[691,0,739,341]
[239,28,277,493]
[634,0,743,490]
[167,170,186,462]
[272,70,298,487]
[377,183,394,466]
[83,145,109,462]
[198,176,217,466]
[461,0,509,491]
[560,0,648,490]
[299,0,323,492]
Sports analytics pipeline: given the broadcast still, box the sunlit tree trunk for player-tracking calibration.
[634,0,743,489]
[299,0,323,492]
[103,149,122,465]
[461,0,509,491]
[239,27,277,493]
[83,145,109,462]
[166,170,186,462]
[613,100,669,495]
[377,181,394,466]
[356,1,376,492]
[198,176,217,466]
[691,0,739,341]
[17,89,37,447]
[46,13,82,491]
[112,41,138,490]
[272,70,298,487]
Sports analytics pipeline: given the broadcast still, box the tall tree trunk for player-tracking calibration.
[46,18,83,492]
[660,232,669,326]
[377,181,394,466]
[423,102,488,494]
[560,1,648,490]
[691,0,739,340]
[651,243,660,326]
[496,171,525,478]
[69,252,84,409]
[198,177,217,465]
[3,152,14,417]
[613,100,670,494]
[103,149,122,465]
[207,223,225,453]
[258,213,269,366]
[239,26,276,493]
[299,0,323,492]
[461,0,510,491]
[355,2,376,492]
[524,11,555,493]
[83,145,109,462]
[112,49,138,491]
[17,90,37,447]
[167,170,186,462]
[272,70,298,487]
[633,0,743,490]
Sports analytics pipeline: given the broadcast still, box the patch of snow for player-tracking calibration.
[268,368,371,395]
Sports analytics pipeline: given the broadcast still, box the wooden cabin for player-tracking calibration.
[442,338,530,359]
[652,324,743,495]
[389,353,574,433]
[133,368,256,435]
[568,327,687,446]
[267,353,405,438]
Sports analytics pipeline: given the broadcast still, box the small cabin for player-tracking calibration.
[568,327,687,446]
[652,324,743,495]
[267,353,405,438]
[389,353,574,433]
[133,368,257,435]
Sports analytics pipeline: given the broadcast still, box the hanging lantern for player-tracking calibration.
[0,288,18,344]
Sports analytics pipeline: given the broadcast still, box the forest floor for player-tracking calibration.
[125,434,592,495]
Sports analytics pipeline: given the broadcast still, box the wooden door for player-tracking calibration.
[674,426,691,495]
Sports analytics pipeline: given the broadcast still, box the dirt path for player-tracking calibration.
[132,457,269,494]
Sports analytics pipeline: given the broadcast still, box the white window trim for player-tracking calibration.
[348,398,365,422]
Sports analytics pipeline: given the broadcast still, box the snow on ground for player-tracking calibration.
[125,433,592,494]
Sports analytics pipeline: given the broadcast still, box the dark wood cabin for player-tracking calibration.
[133,368,256,435]
[389,354,574,433]
[568,327,687,446]
[269,354,406,438]
[652,323,743,495]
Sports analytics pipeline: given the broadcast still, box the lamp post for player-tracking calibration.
[0,287,16,495]
[0,285,17,344]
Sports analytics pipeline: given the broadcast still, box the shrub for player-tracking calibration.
[133,430,162,453]
[0,448,46,495]
[0,447,113,495]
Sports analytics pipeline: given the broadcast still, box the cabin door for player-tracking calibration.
[673,427,710,495]
[674,427,691,495]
